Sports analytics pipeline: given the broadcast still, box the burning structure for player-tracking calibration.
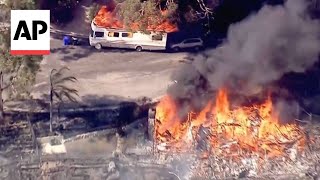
[147,0,320,178]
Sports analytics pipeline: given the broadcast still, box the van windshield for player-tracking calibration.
[90,30,94,37]
[95,31,104,37]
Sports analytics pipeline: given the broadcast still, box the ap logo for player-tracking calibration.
[10,10,50,55]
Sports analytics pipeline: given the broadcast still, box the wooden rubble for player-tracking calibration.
[149,111,320,179]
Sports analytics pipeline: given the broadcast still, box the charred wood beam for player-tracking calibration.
[6,102,140,126]
[147,107,156,140]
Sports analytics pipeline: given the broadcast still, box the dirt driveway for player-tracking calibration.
[31,38,188,104]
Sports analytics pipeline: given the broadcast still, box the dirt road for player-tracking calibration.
[32,38,188,104]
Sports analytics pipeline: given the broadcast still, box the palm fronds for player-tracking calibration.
[50,67,79,103]
[49,66,78,132]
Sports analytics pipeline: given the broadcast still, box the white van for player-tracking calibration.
[89,21,167,51]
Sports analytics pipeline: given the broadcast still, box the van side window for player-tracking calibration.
[114,32,120,37]
[95,31,104,37]
[152,34,163,41]
[108,32,114,37]
[122,32,133,38]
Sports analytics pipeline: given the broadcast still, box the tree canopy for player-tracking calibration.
[3,0,80,24]
[93,0,217,32]
[0,29,42,101]
[4,0,37,10]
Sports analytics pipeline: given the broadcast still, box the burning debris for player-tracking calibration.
[154,89,305,158]
[148,89,320,179]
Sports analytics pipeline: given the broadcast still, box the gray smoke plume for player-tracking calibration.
[273,99,300,123]
[169,0,320,104]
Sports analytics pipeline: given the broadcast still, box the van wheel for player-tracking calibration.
[194,46,202,51]
[173,47,180,52]
[95,43,102,50]
[136,46,142,52]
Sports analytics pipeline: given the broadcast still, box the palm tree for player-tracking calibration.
[49,67,78,133]
[0,71,4,122]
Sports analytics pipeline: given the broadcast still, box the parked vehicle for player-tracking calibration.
[70,37,81,45]
[170,38,204,51]
[63,35,81,46]
[89,21,167,51]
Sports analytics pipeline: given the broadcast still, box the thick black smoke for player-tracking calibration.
[168,0,320,107]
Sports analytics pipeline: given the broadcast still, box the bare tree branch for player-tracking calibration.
[1,62,22,91]
[196,0,213,17]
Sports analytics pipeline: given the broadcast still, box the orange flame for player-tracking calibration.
[93,5,123,29]
[93,5,178,33]
[155,89,305,158]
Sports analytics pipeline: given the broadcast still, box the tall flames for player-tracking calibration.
[93,4,178,33]
[155,89,305,158]
[93,5,123,29]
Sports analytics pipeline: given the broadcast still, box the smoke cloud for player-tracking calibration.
[168,0,320,103]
